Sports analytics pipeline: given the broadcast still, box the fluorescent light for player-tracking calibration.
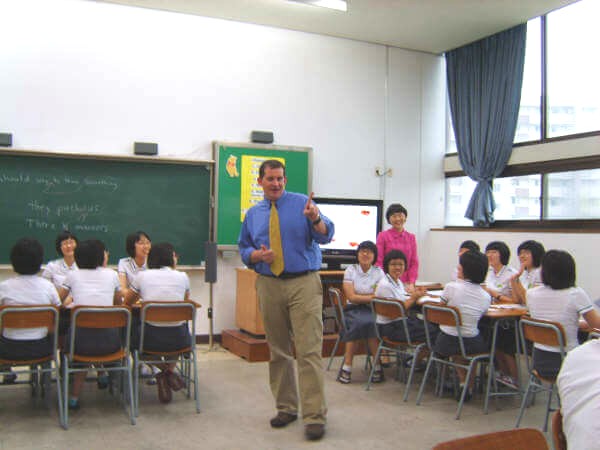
[287,0,348,12]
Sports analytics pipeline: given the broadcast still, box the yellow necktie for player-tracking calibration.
[269,201,284,276]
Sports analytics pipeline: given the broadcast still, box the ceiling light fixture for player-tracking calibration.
[287,0,348,12]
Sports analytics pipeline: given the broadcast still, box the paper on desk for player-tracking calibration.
[426,290,444,297]
[417,296,443,305]
[489,304,526,309]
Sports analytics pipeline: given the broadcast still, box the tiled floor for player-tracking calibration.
[0,345,550,450]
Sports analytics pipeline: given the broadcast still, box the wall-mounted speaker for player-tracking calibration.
[134,142,158,155]
[251,130,274,144]
[0,133,13,147]
[204,241,217,283]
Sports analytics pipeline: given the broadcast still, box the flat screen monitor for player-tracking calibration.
[313,197,383,270]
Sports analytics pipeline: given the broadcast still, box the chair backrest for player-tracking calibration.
[433,428,549,450]
[372,297,407,322]
[327,288,346,333]
[422,303,462,327]
[68,306,132,357]
[520,317,566,353]
[0,305,59,330]
[71,305,131,328]
[551,410,567,450]
[371,298,413,345]
[140,300,197,323]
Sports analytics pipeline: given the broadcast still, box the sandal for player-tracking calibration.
[336,369,351,384]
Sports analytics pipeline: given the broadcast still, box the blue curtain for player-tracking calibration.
[446,24,527,227]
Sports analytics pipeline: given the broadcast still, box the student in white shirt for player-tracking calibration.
[125,243,190,404]
[484,240,519,387]
[509,240,545,304]
[557,339,600,450]
[374,250,436,382]
[117,231,151,296]
[526,250,600,379]
[58,239,124,410]
[41,230,79,291]
[336,241,384,385]
[434,250,491,400]
[451,240,480,281]
[0,238,61,382]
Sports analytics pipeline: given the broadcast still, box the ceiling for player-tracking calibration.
[97,0,579,54]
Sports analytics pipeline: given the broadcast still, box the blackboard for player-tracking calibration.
[0,150,212,266]
[213,142,312,248]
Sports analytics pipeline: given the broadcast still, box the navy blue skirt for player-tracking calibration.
[67,327,122,356]
[378,317,438,343]
[532,348,563,379]
[136,323,191,353]
[0,335,53,360]
[342,305,376,342]
[434,332,489,357]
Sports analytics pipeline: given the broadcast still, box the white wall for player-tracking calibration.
[0,0,446,335]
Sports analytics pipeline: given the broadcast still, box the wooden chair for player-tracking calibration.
[62,305,135,428]
[552,409,568,450]
[515,317,566,432]
[326,287,346,370]
[367,298,427,400]
[432,428,548,450]
[133,301,200,415]
[416,303,491,420]
[0,305,63,427]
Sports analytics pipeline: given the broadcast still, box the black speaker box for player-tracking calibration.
[134,142,158,155]
[204,241,217,283]
[251,130,274,144]
[0,133,12,147]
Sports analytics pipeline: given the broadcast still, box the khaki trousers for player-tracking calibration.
[256,272,327,425]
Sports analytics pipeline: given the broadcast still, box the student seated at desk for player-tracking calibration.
[526,250,600,379]
[0,238,61,383]
[125,243,189,404]
[117,230,151,297]
[374,250,437,381]
[435,250,491,401]
[58,239,124,411]
[483,241,519,388]
[337,241,384,385]
[509,240,545,304]
[451,240,480,281]
[41,230,79,291]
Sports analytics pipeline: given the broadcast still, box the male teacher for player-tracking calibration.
[238,159,334,441]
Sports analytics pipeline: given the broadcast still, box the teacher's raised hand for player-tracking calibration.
[303,192,319,221]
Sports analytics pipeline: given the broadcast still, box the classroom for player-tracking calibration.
[1,0,599,448]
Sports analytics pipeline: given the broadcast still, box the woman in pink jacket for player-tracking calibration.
[376,203,419,291]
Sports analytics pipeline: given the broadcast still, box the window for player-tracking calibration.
[547,0,600,138]
[445,177,476,226]
[546,169,600,219]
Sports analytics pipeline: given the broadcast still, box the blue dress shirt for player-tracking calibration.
[238,191,335,276]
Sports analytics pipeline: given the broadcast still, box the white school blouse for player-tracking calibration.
[63,268,121,307]
[440,279,491,338]
[41,258,78,289]
[117,257,147,288]
[130,267,190,326]
[485,265,517,297]
[0,275,61,340]
[374,274,406,325]
[343,264,384,306]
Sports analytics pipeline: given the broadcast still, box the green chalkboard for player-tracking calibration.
[0,150,212,266]
[213,142,312,248]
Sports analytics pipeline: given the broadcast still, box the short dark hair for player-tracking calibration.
[382,249,407,275]
[517,240,546,268]
[385,203,408,224]
[459,240,480,253]
[55,230,78,256]
[258,159,286,179]
[75,239,106,269]
[147,242,175,269]
[459,251,488,284]
[125,231,151,258]
[356,240,377,265]
[485,241,510,266]
[541,250,576,289]
[10,238,44,275]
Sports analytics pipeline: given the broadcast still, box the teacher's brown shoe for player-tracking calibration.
[270,412,297,428]
[305,423,325,440]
